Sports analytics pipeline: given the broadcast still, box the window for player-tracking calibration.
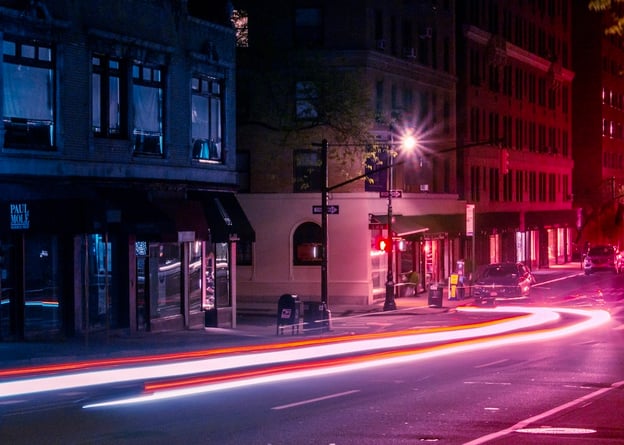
[294,149,321,192]
[295,81,318,120]
[191,76,223,162]
[293,222,322,265]
[92,55,125,137]
[2,38,54,150]
[295,7,323,48]
[132,63,163,155]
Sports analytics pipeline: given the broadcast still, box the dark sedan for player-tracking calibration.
[473,262,535,305]
[583,245,621,275]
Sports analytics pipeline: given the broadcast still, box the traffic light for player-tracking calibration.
[500,149,509,175]
[376,237,391,252]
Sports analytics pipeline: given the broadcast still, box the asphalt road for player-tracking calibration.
[1,271,623,445]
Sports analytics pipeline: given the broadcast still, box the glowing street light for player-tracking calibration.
[384,129,417,311]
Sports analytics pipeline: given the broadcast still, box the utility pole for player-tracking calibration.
[321,139,328,305]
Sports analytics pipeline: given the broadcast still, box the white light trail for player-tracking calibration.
[0,307,609,405]
[82,307,610,408]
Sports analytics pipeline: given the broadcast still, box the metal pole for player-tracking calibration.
[321,139,328,305]
[384,148,396,311]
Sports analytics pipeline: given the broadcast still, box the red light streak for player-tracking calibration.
[82,307,610,408]
[0,315,526,378]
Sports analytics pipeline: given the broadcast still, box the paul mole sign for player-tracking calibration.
[10,203,30,230]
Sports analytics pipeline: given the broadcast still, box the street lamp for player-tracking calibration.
[383,129,417,311]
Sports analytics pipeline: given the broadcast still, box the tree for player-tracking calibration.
[588,0,624,35]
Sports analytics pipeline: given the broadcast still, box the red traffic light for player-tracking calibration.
[376,237,391,252]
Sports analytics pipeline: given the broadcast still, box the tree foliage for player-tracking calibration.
[588,0,624,35]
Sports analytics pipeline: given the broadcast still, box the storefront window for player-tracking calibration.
[86,234,114,330]
[189,241,203,313]
[215,242,230,307]
[24,235,61,338]
[153,243,181,318]
[0,240,13,339]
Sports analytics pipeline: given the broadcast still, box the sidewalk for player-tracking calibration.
[0,263,581,370]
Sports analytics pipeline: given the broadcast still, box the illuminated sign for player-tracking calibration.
[10,203,29,230]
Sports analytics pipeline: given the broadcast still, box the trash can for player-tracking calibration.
[428,283,443,308]
[276,294,301,335]
[303,301,331,332]
[204,307,218,327]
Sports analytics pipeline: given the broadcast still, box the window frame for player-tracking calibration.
[2,37,55,151]
[191,74,224,163]
[132,62,164,156]
[293,222,322,266]
[92,54,127,138]
[293,149,321,192]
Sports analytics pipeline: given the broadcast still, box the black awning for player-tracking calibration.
[155,199,210,241]
[524,209,578,230]
[375,215,429,239]
[476,212,521,232]
[96,189,176,240]
[190,191,256,243]
[406,213,465,236]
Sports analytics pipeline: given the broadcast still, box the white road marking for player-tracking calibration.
[474,359,510,368]
[463,380,624,445]
[271,389,361,410]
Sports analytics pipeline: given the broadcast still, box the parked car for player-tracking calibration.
[583,245,621,275]
[473,262,535,305]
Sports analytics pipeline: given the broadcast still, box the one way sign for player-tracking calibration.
[312,205,340,214]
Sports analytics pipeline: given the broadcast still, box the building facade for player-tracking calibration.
[572,1,624,247]
[235,0,581,310]
[235,0,463,307]
[455,0,577,270]
[0,0,254,342]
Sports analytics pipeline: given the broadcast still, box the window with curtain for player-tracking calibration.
[92,55,124,137]
[294,149,321,192]
[132,63,163,155]
[293,222,322,265]
[2,37,54,150]
[295,81,318,120]
[191,75,223,162]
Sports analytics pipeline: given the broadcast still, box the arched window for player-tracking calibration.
[293,222,322,265]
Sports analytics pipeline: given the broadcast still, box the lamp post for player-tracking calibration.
[383,131,416,312]
[383,147,396,311]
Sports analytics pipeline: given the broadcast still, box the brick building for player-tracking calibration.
[0,0,253,341]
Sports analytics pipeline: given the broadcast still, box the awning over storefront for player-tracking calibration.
[375,215,429,239]
[477,212,521,232]
[155,199,211,242]
[96,189,176,240]
[190,191,256,243]
[524,209,578,230]
[398,214,465,237]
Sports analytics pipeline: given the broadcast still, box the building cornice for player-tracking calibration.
[463,25,575,83]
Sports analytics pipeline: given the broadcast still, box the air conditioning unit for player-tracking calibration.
[403,47,416,59]
[376,39,386,50]
[420,184,429,192]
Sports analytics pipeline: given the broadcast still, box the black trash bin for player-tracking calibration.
[303,301,331,332]
[428,283,443,308]
[204,307,218,327]
[276,294,301,335]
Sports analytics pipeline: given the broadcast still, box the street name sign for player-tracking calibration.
[379,190,403,198]
[312,205,340,214]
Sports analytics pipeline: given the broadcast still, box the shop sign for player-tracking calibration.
[10,203,30,230]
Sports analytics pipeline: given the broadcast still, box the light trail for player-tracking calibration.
[83,307,611,408]
[0,314,527,378]
[0,306,608,404]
